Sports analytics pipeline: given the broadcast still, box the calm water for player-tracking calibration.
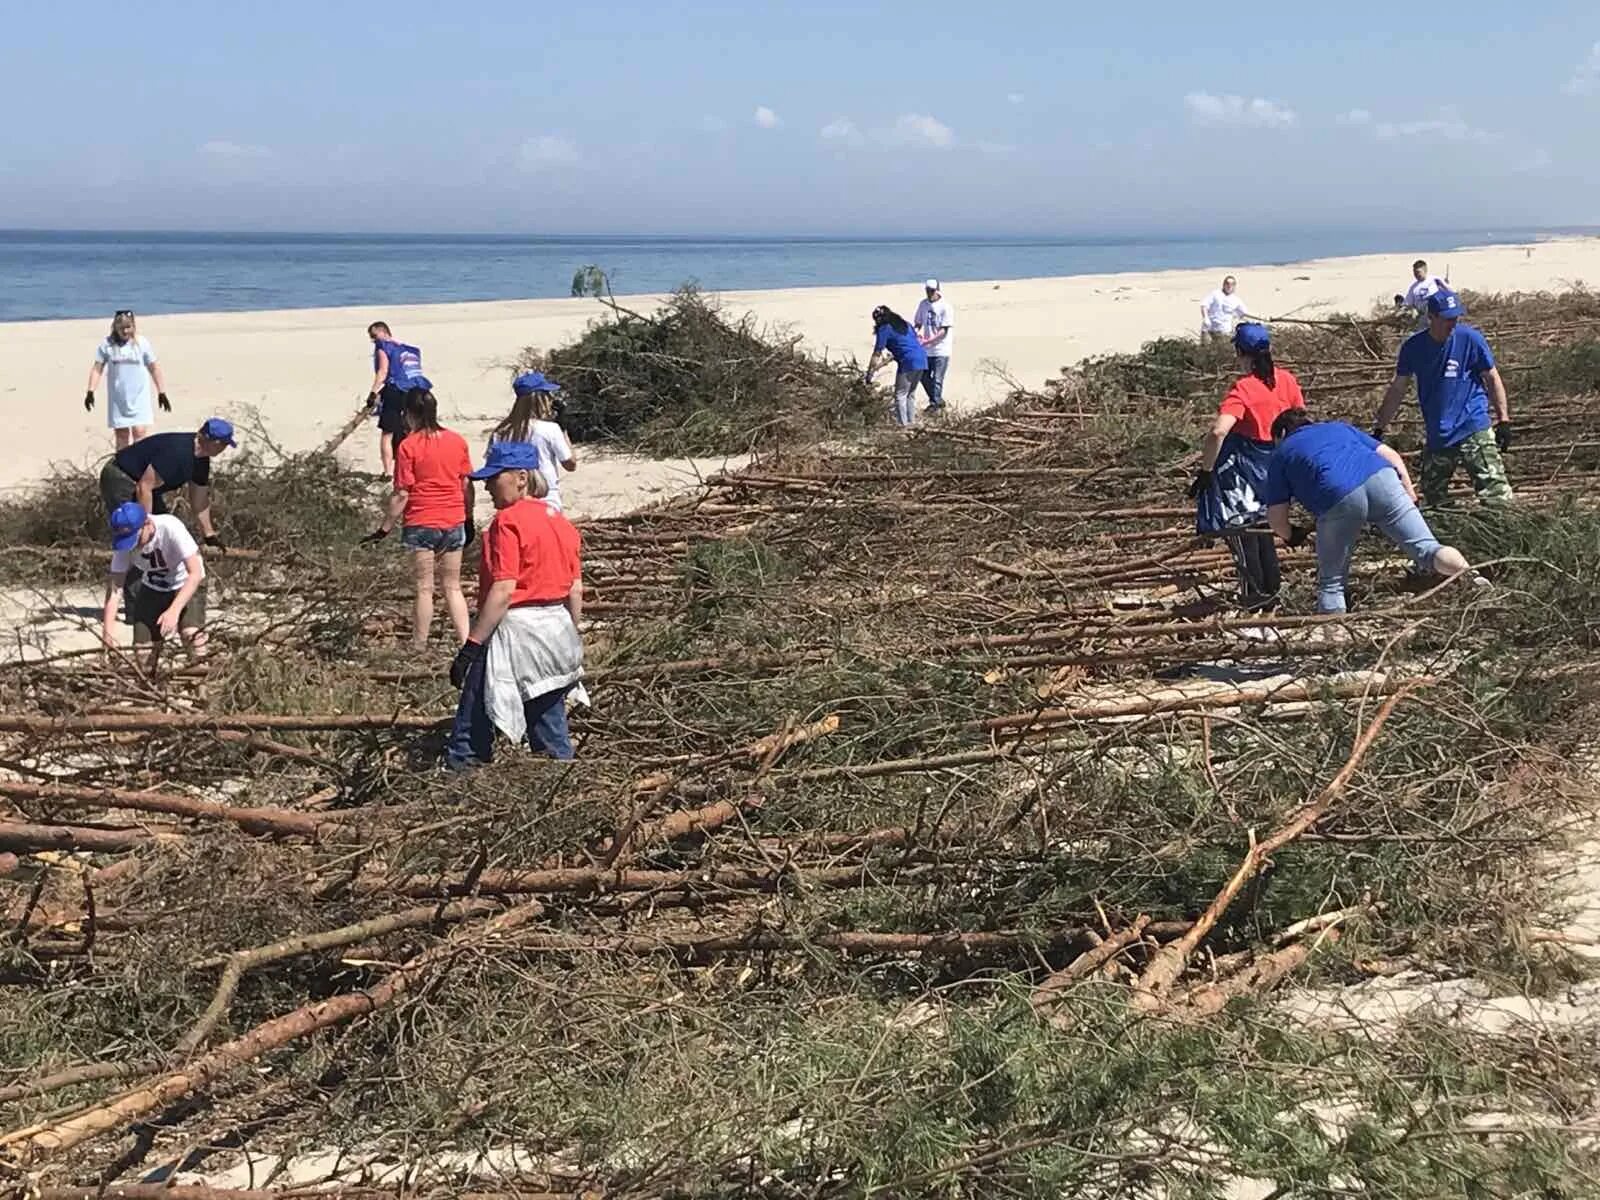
[1,228,1589,322]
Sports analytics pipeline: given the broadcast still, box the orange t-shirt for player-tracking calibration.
[478,497,581,608]
[1218,368,1306,442]
[394,429,472,530]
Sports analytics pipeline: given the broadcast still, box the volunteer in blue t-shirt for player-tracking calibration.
[864,306,928,428]
[1264,409,1472,613]
[366,320,434,475]
[1372,289,1512,507]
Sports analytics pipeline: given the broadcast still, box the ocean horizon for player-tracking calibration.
[2,226,1593,323]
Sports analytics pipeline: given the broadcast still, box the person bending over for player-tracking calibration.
[102,501,208,673]
[865,306,928,428]
[98,418,236,550]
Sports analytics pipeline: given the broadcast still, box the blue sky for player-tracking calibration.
[5,0,1598,235]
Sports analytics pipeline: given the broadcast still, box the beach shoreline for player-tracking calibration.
[3,234,1595,509]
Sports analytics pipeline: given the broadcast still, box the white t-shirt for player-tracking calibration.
[110,514,199,592]
[1403,276,1446,313]
[487,421,574,510]
[95,336,157,426]
[913,297,954,358]
[1201,290,1247,334]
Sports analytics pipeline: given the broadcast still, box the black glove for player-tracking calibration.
[359,528,389,546]
[157,392,172,413]
[203,533,226,553]
[1494,421,1512,452]
[84,390,95,412]
[365,391,380,412]
[463,516,476,547]
[1186,469,1213,500]
[1287,524,1312,549]
[1393,294,1405,308]
[1370,425,1387,444]
[449,639,486,689]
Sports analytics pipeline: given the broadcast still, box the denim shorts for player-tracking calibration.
[401,523,466,552]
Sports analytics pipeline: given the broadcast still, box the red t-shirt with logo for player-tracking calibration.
[478,497,581,608]
[394,429,472,529]
[1218,368,1306,442]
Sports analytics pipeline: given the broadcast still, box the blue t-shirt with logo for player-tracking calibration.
[1264,421,1391,517]
[1395,323,1494,452]
[374,339,430,391]
[873,323,928,371]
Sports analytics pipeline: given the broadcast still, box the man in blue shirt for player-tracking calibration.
[1265,409,1471,613]
[1372,289,1512,507]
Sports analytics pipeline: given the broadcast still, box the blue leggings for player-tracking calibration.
[1315,468,1443,613]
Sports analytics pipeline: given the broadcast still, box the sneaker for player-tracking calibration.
[443,755,486,774]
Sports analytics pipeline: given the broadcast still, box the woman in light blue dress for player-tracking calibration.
[85,310,171,449]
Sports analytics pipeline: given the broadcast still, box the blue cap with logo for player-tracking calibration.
[512,371,561,396]
[108,501,148,551]
[469,440,543,480]
[1233,322,1271,353]
[1427,289,1466,318]
[201,416,238,447]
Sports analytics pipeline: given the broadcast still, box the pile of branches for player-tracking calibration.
[516,286,878,455]
[3,292,1600,1197]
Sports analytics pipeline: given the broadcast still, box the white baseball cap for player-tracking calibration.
[925,278,940,291]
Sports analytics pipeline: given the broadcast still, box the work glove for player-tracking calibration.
[203,533,227,553]
[449,639,486,689]
[862,371,874,386]
[1393,294,1405,308]
[1287,524,1312,549]
[1494,421,1512,452]
[84,390,95,412]
[365,391,380,412]
[359,528,389,546]
[1370,425,1387,444]
[1186,469,1212,500]
[463,516,476,547]
[157,392,172,413]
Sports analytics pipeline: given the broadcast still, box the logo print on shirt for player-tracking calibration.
[1444,359,1460,379]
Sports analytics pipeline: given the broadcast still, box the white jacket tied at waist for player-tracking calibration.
[485,605,588,743]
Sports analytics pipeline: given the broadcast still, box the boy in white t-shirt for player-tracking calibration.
[1200,275,1250,340]
[913,279,954,413]
[102,501,208,672]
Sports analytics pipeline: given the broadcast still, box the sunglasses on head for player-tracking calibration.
[114,309,134,318]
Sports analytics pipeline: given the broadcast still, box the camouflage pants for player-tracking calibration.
[1420,429,1513,507]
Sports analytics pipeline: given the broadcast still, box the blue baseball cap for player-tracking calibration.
[109,501,148,551]
[469,440,543,480]
[1427,289,1466,318]
[512,371,561,396]
[1233,322,1271,353]
[201,416,237,447]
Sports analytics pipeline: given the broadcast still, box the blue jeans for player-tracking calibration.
[920,356,950,408]
[1315,468,1443,613]
[446,656,574,763]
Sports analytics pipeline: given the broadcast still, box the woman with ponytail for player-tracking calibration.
[1188,322,1306,610]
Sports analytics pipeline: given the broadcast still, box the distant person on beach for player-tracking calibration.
[1372,289,1513,507]
[446,440,586,767]
[102,500,208,672]
[98,419,236,550]
[365,321,432,475]
[85,310,171,449]
[1199,275,1250,342]
[1394,259,1447,330]
[1188,322,1305,611]
[488,372,577,511]
[1266,409,1474,612]
[913,279,954,414]
[865,306,928,428]
[361,389,474,648]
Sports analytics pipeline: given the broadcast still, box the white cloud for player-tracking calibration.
[1564,41,1600,95]
[1183,91,1297,129]
[888,112,956,148]
[519,135,579,166]
[754,106,780,129]
[1336,108,1372,126]
[199,139,270,159]
[1007,92,1025,105]
[819,118,866,146]
[1373,107,1499,145]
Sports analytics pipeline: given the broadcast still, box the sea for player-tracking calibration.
[1,227,1591,323]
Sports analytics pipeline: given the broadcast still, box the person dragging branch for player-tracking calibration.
[1265,409,1475,613]
[865,306,928,428]
[446,441,586,767]
[1189,322,1305,611]
[102,501,208,672]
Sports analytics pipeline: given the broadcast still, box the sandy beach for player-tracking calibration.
[2,235,1595,511]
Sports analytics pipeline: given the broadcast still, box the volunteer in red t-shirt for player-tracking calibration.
[361,389,475,647]
[446,440,585,766]
[1188,322,1307,611]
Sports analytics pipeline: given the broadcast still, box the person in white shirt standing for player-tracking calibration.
[85,310,171,449]
[487,372,578,510]
[913,279,954,414]
[1395,259,1447,330]
[1200,275,1250,342]
[101,501,207,673]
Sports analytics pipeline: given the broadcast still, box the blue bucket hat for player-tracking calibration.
[201,416,238,447]
[469,440,542,480]
[1427,289,1466,318]
[109,501,148,551]
[512,371,561,396]
[1232,322,1271,353]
